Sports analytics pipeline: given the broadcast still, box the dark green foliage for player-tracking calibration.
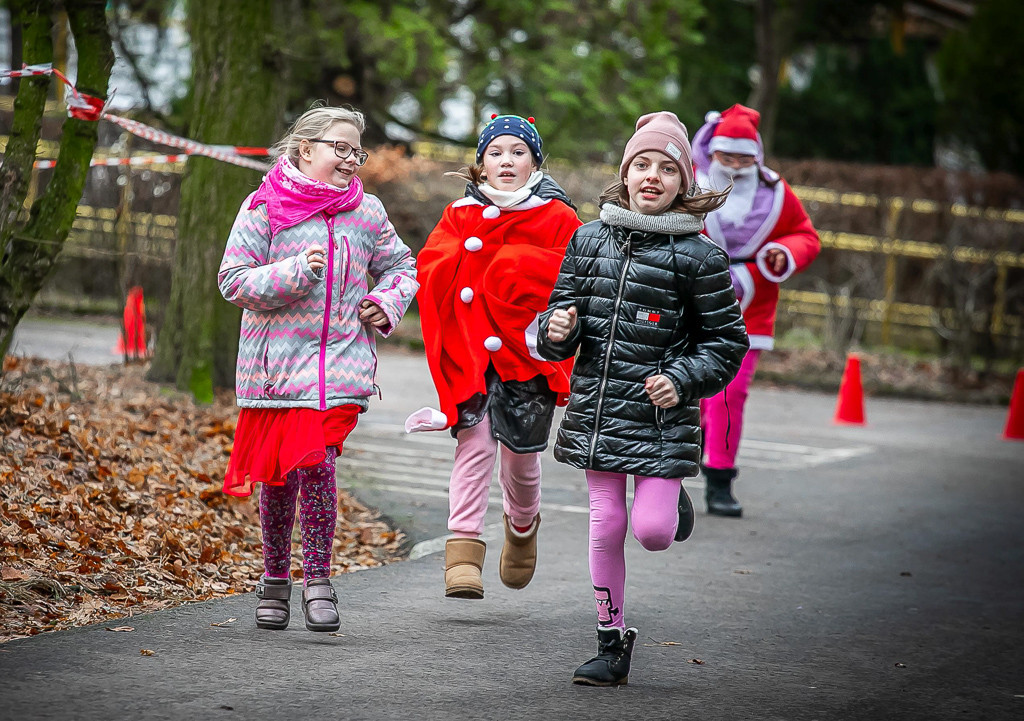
[937,0,1024,175]
[775,37,938,165]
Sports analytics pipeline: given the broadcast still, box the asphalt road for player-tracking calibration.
[2,319,1022,720]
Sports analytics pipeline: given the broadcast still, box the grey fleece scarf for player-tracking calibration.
[599,202,704,235]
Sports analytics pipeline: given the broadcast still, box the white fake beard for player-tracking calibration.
[709,160,758,226]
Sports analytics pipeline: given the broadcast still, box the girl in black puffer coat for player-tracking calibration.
[537,112,749,687]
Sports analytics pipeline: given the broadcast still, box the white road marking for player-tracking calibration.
[337,421,873,557]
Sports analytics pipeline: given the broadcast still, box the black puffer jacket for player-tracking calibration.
[537,208,749,479]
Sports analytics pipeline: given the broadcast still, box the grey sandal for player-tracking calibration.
[255,576,292,630]
[302,578,341,632]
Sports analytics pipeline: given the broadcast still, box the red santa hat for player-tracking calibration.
[707,104,761,157]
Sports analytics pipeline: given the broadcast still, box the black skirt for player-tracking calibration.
[451,365,557,453]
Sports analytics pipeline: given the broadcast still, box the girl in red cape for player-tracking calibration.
[408,114,581,599]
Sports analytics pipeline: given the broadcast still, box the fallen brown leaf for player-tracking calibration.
[210,618,237,627]
[688,658,706,665]
[647,637,682,646]
[105,626,134,632]
[140,649,155,656]
[0,358,407,644]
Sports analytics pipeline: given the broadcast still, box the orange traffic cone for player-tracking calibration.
[115,286,148,360]
[1003,369,1024,441]
[833,352,865,425]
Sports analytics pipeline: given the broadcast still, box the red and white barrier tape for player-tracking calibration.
[2,63,271,172]
[34,154,189,170]
[99,114,270,171]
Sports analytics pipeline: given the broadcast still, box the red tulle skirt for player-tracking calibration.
[223,404,361,497]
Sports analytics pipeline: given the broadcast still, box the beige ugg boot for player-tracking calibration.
[444,537,486,599]
[499,513,540,589]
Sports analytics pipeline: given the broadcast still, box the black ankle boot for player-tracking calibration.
[703,466,742,517]
[572,627,638,686]
[674,484,695,542]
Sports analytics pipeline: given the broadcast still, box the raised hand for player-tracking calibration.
[644,374,679,408]
[359,299,389,328]
[547,306,578,342]
[305,245,327,273]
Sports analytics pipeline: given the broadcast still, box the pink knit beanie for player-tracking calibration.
[619,111,694,191]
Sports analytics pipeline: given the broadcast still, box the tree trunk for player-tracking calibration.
[748,0,801,156]
[147,0,295,402]
[0,0,113,364]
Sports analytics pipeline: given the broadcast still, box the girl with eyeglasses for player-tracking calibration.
[218,104,418,633]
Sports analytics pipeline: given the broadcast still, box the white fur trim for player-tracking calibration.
[705,110,722,124]
[404,407,449,433]
[709,136,759,156]
[452,196,483,208]
[756,242,797,283]
[525,314,544,361]
[732,263,755,312]
[747,334,775,350]
[730,181,786,259]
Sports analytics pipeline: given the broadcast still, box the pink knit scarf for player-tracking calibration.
[250,156,365,237]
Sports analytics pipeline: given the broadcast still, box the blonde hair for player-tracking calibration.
[272,103,366,164]
[598,178,730,215]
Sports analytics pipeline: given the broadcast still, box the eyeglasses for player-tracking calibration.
[307,139,369,166]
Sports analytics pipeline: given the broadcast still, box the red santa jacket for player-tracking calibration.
[703,176,820,349]
[417,194,581,427]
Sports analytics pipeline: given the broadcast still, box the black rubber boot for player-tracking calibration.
[674,484,695,542]
[703,466,742,517]
[572,627,638,686]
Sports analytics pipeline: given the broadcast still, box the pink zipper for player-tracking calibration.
[319,215,336,410]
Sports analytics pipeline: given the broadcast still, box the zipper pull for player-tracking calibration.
[373,383,383,400]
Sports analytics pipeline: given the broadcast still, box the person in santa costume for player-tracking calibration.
[692,104,820,518]
[407,114,581,599]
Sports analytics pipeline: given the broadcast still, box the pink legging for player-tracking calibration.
[586,470,681,629]
[259,447,338,581]
[448,415,542,537]
[700,349,760,469]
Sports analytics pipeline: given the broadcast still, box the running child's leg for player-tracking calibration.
[296,446,339,581]
[585,470,629,629]
[700,348,760,469]
[631,475,683,551]
[497,445,542,589]
[497,445,541,529]
[444,417,498,598]
[259,473,302,578]
[448,417,499,537]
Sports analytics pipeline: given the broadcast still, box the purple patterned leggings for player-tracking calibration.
[259,447,338,580]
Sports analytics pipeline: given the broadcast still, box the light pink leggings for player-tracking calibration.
[586,470,681,629]
[700,349,760,469]
[448,415,542,537]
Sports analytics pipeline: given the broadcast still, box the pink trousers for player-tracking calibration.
[586,470,681,629]
[448,415,542,537]
[700,349,760,469]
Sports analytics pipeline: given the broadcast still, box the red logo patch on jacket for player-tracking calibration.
[636,309,662,325]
